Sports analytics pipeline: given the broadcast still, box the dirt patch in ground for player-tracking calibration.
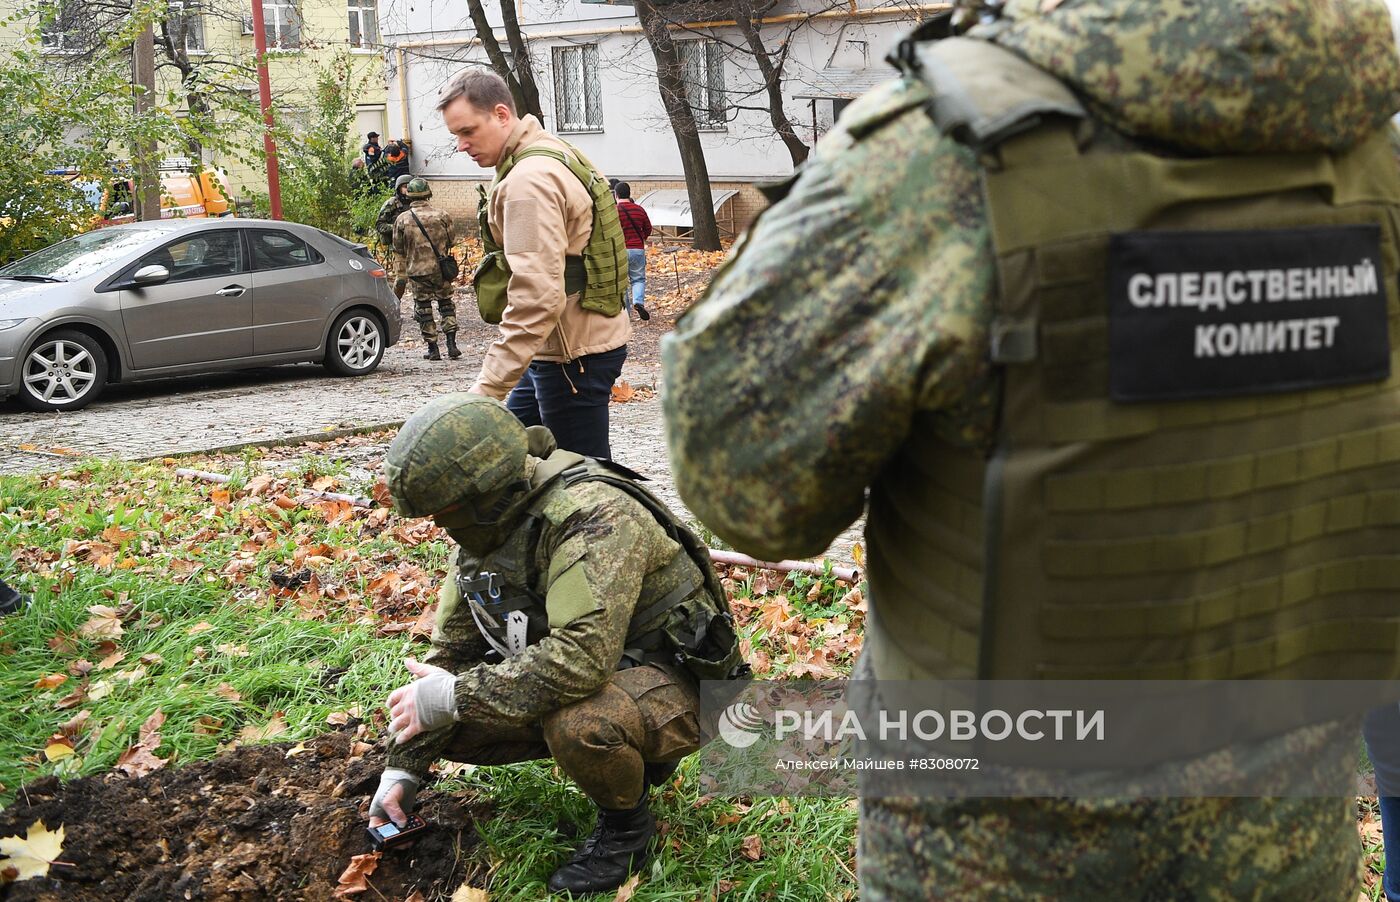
[0,731,486,901]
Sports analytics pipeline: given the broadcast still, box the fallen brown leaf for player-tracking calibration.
[740,834,763,861]
[612,873,641,901]
[78,605,123,639]
[215,682,242,702]
[33,673,67,690]
[450,886,490,902]
[333,850,381,897]
[116,709,169,778]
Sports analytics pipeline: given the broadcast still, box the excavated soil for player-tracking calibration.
[0,731,486,901]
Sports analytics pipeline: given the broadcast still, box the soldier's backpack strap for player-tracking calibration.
[555,460,748,680]
[898,35,1087,156]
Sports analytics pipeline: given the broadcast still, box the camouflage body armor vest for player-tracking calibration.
[867,37,1400,682]
[454,457,746,682]
[474,144,628,324]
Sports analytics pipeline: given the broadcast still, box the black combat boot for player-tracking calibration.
[445,333,462,360]
[0,579,28,615]
[423,341,441,361]
[547,798,655,895]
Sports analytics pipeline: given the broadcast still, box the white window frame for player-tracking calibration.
[261,0,301,49]
[677,39,727,131]
[40,2,87,54]
[552,44,603,133]
[347,0,378,50]
[169,0,206,53]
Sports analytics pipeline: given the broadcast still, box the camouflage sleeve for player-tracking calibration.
[393,214,406,258]
[384,548,494,775]
[661,78,998,561]
[451,487,660,729]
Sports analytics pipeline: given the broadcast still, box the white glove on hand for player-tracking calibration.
[386,657,458,745]
[369,768,421,827]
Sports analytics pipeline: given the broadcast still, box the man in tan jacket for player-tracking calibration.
[438,68,630,459]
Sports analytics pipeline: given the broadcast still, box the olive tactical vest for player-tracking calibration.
[455,457,746,681]
[474,144,628,323]
[866,37,1400,682]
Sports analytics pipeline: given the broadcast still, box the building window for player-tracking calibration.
[261,0,301,48]
[169,0,205,52]
[677,39,726,130]
[552,44,602,133]
[347,0,377,49]
[40,2,89,53]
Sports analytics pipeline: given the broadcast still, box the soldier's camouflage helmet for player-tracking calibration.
[384,393,527,519]
[402,177,432,200]
[393,174,414,192]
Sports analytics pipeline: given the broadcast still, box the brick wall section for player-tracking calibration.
[426,177,769,241]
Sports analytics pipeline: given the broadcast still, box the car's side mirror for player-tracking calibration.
[131,264,170,286]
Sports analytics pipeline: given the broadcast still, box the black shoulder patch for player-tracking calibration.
[1108,225,1391,402]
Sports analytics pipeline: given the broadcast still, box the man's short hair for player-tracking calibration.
[615,181,631,199]
[436,67,517,116]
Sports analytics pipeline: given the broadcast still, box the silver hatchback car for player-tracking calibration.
[0,219,401,411]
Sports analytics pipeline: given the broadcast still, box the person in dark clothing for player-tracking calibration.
[383,141,411,184]
[614,183,652,321]
[363,132,384,176]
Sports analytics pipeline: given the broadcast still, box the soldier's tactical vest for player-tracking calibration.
[455,457,746,682]
[867,36,1400,682]
[474,144,628,324]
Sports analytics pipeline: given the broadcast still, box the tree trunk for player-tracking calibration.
[497,0,544,124]
[733,0,808,167]
[464,0,542,121]
[636,0,721,250]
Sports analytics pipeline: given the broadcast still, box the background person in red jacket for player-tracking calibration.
[614,182,652,321]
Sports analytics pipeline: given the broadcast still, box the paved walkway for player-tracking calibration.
[0,302,861,565]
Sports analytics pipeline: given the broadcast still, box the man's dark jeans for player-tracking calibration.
[507,345,626,460]
[1365,704,1400,902]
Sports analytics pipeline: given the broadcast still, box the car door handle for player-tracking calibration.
[216,285,246,297]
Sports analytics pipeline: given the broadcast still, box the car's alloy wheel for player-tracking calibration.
[325,311,385,376]
[20,330,108,411]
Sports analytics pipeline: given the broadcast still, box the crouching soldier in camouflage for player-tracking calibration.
[376,174,414,301]
[369,393,745,894]
[393,177,461,361]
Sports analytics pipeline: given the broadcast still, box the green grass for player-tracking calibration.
[0,454,861,899]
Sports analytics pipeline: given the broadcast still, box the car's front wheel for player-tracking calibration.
[19,330,108,412]
[324,310,385,376]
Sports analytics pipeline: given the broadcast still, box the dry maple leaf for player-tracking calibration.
[612,874,641,902]
[740,834,763,861]
[54,683,87,710]
[116,709,169,778]
[33,673,67,690]
[43,736,75,762]
[610,381,635,403]
[186,621,214,636]
[59,711,91,738]
[244,474,274,497]
[450,886,491,902]
[78,605,123,640]
[215,682,242,702]
[333,850,381,897]
[96,650,126,670]
[0,820,65,883]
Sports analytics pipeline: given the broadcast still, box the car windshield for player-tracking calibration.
[0,228,171,281]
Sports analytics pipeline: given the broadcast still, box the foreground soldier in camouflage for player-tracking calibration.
[370,394,743,894]
[376,174,414,300]
[393,178,460,361]
[664,0,1400,898]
